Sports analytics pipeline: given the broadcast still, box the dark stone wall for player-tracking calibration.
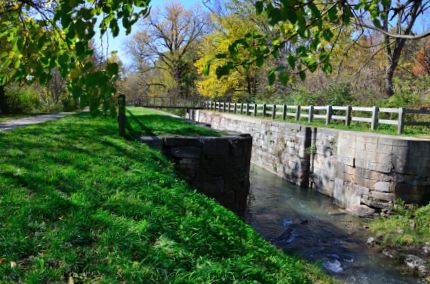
[141,134,253,217]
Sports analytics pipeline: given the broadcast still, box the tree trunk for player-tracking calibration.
[0,85,9,114]
[385,68,395,97]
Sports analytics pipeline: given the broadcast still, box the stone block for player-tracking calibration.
[349,205,375,217]
[170,146,201,159]
[374,181,391,192]
[370,191,395,202]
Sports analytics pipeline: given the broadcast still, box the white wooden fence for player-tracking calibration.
[204,101,430,134]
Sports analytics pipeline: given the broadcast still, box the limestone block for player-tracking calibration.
[374,181,391,192]
[370,191,395,202]
[353,184,370,196]
[349,205,375,217]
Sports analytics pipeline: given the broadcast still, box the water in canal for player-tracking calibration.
[246,165,425,284]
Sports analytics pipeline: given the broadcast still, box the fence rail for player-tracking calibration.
[128,96,206,109]
[203,101,430,134]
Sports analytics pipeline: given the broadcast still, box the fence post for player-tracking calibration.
[263,104,267,117]
[118,94,126,137]
[272,104,276,120]
[228,102,231,113]
[371,106,379,130]
[295,105,301,121]
[240,103,244,114]
[254,104,258,116]
[283,104,287,120]
[398,107,405,134]
[234,103,237,113]
[345,105,352,126]
[223,102,226,112]
[308,105,314,122]
[246,103,250,115]
[326,105,332,125]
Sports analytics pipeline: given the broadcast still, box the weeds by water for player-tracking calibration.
[370,200,430,246]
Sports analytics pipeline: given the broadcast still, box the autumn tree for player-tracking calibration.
[413,38,430,76]
[212,0,430,98]
[195,14,269,101]
[127,2,209,98]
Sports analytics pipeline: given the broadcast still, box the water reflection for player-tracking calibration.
[246,165,424,284]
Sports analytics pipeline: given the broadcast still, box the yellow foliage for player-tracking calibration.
[195,15,260,100]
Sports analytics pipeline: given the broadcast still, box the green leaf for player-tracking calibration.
[299,70,306,80]
[268,70,276,85]
[255,1,264,15]
[279,71,289,85]
[287,54,296,69]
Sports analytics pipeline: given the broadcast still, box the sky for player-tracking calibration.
[95,0,203,67]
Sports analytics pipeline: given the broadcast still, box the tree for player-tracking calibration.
[0,0,150,114]
[413,38,430,76]
[195,14,269,101]
[211,0,430,98]
[127,2,209,98]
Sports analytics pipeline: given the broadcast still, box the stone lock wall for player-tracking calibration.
[140,134,252,217]
[195,110,430,216]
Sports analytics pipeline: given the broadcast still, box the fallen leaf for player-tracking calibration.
[0,258,6,264]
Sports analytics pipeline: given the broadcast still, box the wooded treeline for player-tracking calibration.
[119,0,430,109]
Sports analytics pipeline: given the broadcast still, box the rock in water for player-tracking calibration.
[382,249,396,259]
[404,254,428,276]
[323,258,343,273]
[423,242,430,256]
[367,237,375,245]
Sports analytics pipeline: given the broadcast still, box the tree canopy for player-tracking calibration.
[0,0,150,114]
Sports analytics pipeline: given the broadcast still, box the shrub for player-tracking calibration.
[5,85,40,113]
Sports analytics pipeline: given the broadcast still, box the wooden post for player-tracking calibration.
[118,94,126,137]
[326,105,332,125]
[282,104,287,120]
[345,105,352,126]
[254,104,258,116]
[371,106,379,130]
[272,104,276,120]
[240,103,244,114]
[308,105,314,122]
[228,102,231,112]
[246,103,250,115]
[295,105,301,121]
[223,102,226,112]
[398,107,405,134]
[263,104,267,117]
[234,103,237,113]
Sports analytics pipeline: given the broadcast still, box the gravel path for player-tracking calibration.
[0,114,67,131]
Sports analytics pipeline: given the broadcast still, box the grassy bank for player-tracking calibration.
[0,113,330,282]
[126,107,220,137]
[370,201,430,246]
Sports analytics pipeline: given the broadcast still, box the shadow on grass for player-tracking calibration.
[126,109,219,137]
[0,114,329,283]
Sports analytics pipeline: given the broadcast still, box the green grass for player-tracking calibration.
[369,200,430,246]
[0,114,331,283]
[126,107,220,137]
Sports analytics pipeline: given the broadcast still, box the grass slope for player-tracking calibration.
[126,107,220,137]
[0,114,330,283]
